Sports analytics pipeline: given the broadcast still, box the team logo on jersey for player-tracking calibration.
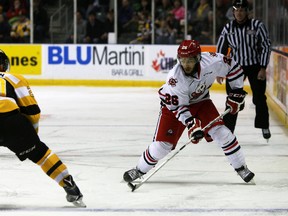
[190,83,206,99]
[166,129,174,136]
[168,77,178,87]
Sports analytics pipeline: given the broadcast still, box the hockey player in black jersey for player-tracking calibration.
[0,50,85,207]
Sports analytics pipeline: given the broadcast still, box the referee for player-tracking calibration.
[216,0,271,140]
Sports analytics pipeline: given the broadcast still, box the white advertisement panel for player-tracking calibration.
[40,44,178,81]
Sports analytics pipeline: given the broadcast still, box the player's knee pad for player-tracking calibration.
[208,125,236,148]
[148,141,173,160]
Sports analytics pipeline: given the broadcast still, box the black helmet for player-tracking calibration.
[233,0,249,9]
[0,49,10,72]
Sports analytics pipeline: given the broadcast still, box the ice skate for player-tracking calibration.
[262,128,271,142]
[235,165,255,183]
[123,168,145,183]
[63,175,86,207]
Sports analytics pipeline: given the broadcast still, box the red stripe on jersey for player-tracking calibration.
[226,68,242,78]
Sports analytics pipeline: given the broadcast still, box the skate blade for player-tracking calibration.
[72,198,86,208]
[248,179,256,185]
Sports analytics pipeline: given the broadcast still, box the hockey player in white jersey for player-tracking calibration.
[123,39,255,185]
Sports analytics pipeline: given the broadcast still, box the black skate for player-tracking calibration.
[63,175,86,207]
[262,128,271,140]
[235,165,255,183]
[123,168,145,183]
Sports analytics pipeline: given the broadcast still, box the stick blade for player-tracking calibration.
[127,182,137,192]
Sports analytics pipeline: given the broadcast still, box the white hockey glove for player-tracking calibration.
[186,117,204,144]
[226,89,247,115]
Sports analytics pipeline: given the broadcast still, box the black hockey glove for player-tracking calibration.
[186,117,204,144]
[226,88,247,115]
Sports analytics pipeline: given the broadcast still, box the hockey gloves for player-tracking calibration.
[226,88,247,115]
[186,117,204,144]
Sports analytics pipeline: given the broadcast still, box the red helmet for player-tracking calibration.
[177,40,201,59]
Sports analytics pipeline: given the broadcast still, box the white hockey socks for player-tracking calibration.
[137,141,173,173]
[209,125,245,169]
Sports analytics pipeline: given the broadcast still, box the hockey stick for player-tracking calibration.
[128,108,231,192]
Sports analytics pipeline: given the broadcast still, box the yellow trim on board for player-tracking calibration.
[28,79,250,91]
[28,79,165,87]
[267,96,288,128]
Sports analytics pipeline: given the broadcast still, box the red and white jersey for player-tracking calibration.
[158,52,244,125]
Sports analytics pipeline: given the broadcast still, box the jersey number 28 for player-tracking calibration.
[164,94,179,106]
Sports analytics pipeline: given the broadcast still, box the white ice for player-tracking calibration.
[0,86,288,216]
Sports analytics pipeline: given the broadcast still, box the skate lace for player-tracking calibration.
[237,167,250,178]
[63,176,75,188]
[128,169,142,180]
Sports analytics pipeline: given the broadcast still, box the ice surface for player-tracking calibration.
[0,86,288,216]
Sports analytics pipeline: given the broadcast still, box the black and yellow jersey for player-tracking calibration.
[0,72,40,132]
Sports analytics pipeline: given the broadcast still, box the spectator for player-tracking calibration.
[155,0,173,20]
[170,0,185,21]
[85,0,109,22]
[10,14,30,43]
[129,11,151,44]
[77,0,90,18]
[118,0,134,35]
[137,0,151,14]
[155,18,176,44]
[101,9,114,43]
[66,10,87,43]
[6,0,28,22]
[0,0,9,12]
[33,0,49,43]
[189,0,211,40]
[166,12,181,42]
[215,0,230,37]
[83,11,105,44]
[194,0,210,22]
[194,10,213,44]
[0,3,7,18]
[0,14,11,42]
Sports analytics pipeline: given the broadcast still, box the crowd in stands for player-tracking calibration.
[0,0,240,45]
[116,0,235,45]
[0,0,50,43]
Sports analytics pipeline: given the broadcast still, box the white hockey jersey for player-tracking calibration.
[158,52,244,125]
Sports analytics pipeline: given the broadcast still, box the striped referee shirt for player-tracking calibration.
[217,18,271,68]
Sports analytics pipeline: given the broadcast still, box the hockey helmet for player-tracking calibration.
[0,49,10,72]
[177,40,201,61]
[232,0,249,9]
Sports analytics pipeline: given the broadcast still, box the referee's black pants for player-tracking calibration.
[224,64,269,133]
